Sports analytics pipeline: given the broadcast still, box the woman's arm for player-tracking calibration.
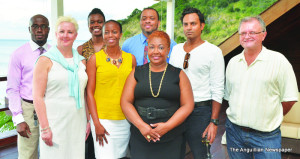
[151,70,194,137]
[77,45,83,56]
[131,54,137,69]
[82,60,91,140]
[81,60,90,122]
[33,56,53,146]
[121,70,160,142]
[86,54,109,146]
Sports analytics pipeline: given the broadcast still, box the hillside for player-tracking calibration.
[119,0,277,45]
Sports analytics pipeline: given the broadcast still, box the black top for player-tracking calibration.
[132,63,184,143]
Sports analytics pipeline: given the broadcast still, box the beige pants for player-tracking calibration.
[17,100,39,159]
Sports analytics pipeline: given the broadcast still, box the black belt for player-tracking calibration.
[195,100,212,107]
[22,98,33,104]
[239,126,258,132]
[137,106,177,120]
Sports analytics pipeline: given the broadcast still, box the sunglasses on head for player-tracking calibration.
[183,52,190,69]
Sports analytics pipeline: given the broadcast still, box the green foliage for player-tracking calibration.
[0,121,15,133]
[0,111,15,132]
[120,0,277,45]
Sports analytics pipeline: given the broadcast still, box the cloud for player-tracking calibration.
[0,0,158,40]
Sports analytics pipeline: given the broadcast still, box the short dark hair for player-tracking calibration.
[88,8,105,22]
[30,14,49,26]
[180,7,205,24]
[103,20,122,33]
[141,8,160,21]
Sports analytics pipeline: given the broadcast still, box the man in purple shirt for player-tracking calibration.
[6,14,50,159]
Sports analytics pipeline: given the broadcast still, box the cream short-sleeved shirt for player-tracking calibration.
[225,46,298,132]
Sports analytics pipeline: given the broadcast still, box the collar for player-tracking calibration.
[29,40,49,52]
[239,46,268,62]
[139,33,148,45]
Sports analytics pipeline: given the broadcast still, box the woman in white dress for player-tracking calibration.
[33,16,89,159]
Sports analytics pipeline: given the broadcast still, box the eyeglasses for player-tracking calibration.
[31,24,49,30]
[239,31,264,37]
[183,52,190,69]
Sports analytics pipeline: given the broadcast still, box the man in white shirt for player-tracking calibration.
[224,16,298,159]
[169,7,224,159]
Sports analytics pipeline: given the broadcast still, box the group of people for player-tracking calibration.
[6,6,298,159]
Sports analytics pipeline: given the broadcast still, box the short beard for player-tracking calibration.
[35,40,47,46]
[143,29,156,37]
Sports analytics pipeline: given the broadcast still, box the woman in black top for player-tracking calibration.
[121,31,194,159]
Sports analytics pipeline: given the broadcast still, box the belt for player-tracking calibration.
[239,126,258,132]
[22,98,33,104]
[137,106,178,120]
[195,100,212,107]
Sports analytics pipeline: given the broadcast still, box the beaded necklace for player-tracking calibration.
[104,46,123,66]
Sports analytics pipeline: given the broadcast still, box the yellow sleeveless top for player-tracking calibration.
[94,49,132,120]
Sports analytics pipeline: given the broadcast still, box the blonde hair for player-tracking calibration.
[55,16,79,32]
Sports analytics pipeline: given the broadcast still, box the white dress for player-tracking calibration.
[40,58,87,159]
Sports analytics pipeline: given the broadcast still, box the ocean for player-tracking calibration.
[0,39,85,106]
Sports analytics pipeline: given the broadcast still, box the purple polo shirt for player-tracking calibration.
[6,40,50,125]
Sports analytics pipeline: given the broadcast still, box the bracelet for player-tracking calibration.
[41,126,50,132]
[41,128,51,134]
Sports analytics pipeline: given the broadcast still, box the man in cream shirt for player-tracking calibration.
[224,16,298,159]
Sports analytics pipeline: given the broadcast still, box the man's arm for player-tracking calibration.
[278,56,298,116]
[282,101,297,115]
[6,50,31,138]
[167,39,177,63]
[203,48,225,144]
[6,50,24,125]
[203,100,221,144]
[122,38,130,53]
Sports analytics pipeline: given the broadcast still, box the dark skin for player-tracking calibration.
[86,21,136,146]
[18,14,49,138]
[140,9,160,38]
[120,36,194,142]
[28,14,50,46]
[77,14,105,57]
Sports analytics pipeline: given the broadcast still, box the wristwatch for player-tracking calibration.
[210,119,219,126]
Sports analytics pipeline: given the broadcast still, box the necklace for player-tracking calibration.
[149,63,168,98]
[104,46,123,65]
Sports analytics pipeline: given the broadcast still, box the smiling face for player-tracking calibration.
[182,13,204,40]
[88,14,105,36]
[140,9,160,37]
[55,22,77,48]
[103,21,122,47]
[239,19,266,51]
[148,36,170,66]
[29,15,49,46]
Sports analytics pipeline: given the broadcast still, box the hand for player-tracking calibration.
[95,124,109,146]
[17,122,31,138]
[85,122,91,141]
[202,123,218,144]
[41,129,53,146]
[150,122,170,138]
[138,123,160,142]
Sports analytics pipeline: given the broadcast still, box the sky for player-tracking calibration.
[0,0,158,40]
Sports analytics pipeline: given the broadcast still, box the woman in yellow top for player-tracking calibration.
[86,20,136,158]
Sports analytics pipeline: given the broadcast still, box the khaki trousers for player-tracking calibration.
[17,100,39,159]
